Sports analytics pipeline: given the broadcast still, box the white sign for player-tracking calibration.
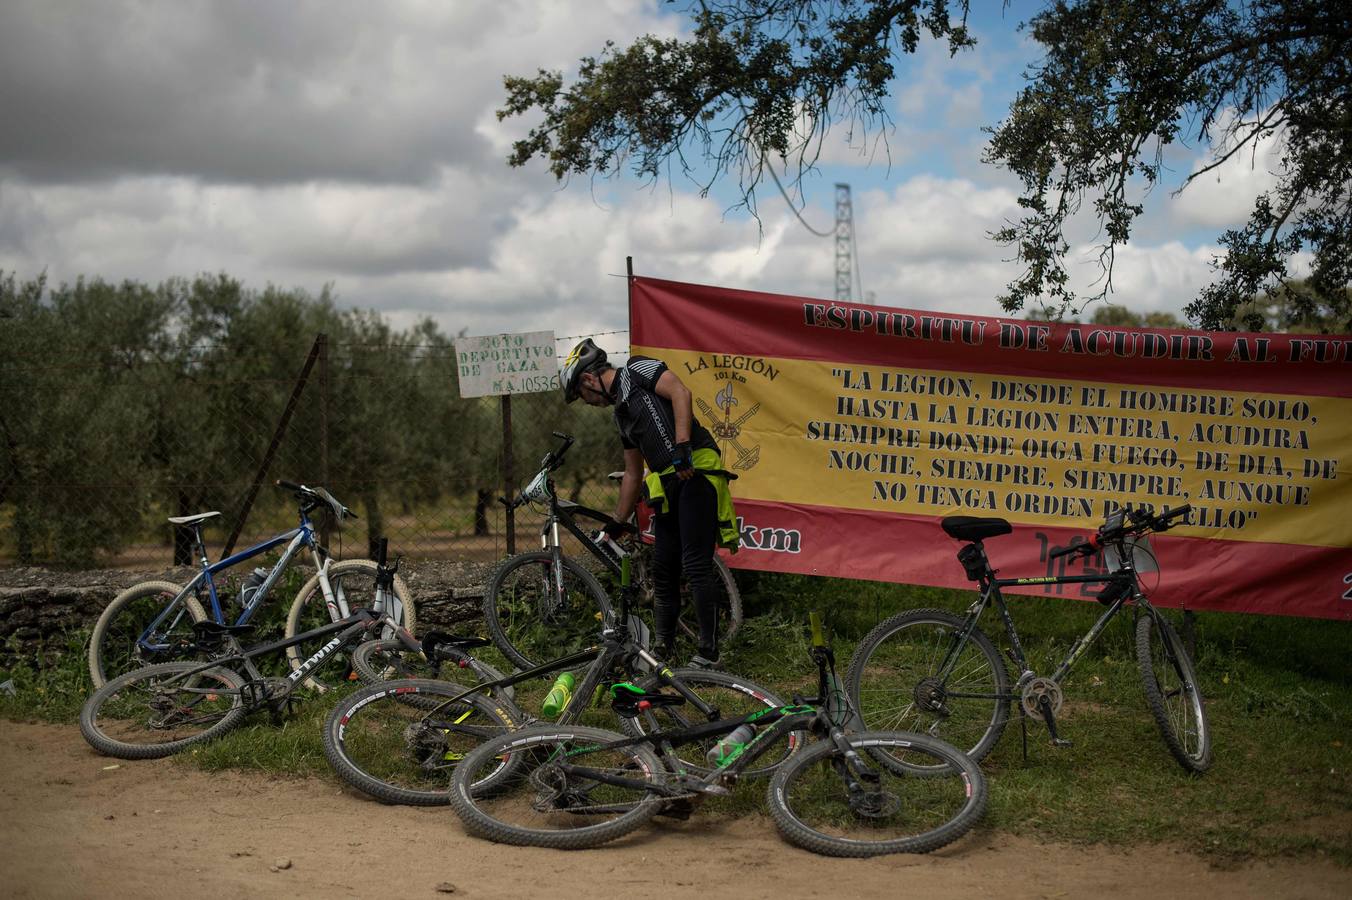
[453,330,559,398]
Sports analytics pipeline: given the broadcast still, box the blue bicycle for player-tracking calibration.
[86,480,414,688]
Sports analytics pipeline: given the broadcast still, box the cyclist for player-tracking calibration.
[562,338,735,668]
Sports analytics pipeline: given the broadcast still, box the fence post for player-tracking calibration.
[222,333,325,559]
[317,332,332,554]
[501,395,516,555]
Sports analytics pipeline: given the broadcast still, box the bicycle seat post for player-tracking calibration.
[193,524,211,571]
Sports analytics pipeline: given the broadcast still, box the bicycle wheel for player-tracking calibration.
[79,661,247,760]
[450,725,667,850]
[1136,610,1211,774]
[324,678,521,806]
[482,551,611,670]
[621,669,802,778]
[351,638,510,693]
[285,559,416,691]
[632,546,743,658]
[88,581,206,688]
[845,608,1009,771]
[767,730,987,857]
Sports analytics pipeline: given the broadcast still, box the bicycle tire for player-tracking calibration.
[767,730,987,857]
[619,668,802,778]
[88,581,206,688]
[79,661,248,759]
[285,559,416,691]
[845,608,1010,771]
[350,638,510,693]
[450,725,667,850]
[631,547,743,655]
[1135,611,1212,774]
[323,678,521,806]
[482,551,611,670]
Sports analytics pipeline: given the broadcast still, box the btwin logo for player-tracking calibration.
[287,634,345,683]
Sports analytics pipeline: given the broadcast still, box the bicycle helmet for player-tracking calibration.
[561,338,608,403]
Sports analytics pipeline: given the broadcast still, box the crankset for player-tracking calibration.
[1019,677,1063,718]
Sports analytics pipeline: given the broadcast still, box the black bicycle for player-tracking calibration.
[483,430,742,668]
[448,614,986,858]
[846,504,1211,774]
[324,553,787,807]
[80,544,417,760]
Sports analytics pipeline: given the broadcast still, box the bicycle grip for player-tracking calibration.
[809,612,825,648]
[276,479,304,492]
[1049,537,1096,560]
[1160,503,1192,522]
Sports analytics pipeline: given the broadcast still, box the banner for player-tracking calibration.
[629,276,1352,619]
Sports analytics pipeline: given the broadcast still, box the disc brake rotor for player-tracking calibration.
[851,790,903,819]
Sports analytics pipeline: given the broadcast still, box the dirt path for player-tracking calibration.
[2,720,1348,900]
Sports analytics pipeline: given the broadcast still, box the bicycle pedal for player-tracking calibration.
[1050,737,1073,748]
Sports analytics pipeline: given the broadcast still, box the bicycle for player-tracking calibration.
[80,546,422,760]
[448,613,986,858]
[483,430,742,669]
[846,504,1211,774]
[324,553,786,807]
[87,481,414,689]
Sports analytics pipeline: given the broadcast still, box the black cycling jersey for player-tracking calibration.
[612,356,718,470]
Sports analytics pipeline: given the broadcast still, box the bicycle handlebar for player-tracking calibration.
[1049,503,1191,560]
[1048,540,1090,560]
[274,479,357,520]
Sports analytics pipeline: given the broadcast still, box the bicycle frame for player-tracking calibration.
[533,624,857,796]
[135,505,375,657]
[936,545,1151,704]
[156,608,401,708]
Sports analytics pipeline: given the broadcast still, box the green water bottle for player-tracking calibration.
[541,672,575,718]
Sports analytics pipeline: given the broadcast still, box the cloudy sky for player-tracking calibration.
[0,1,1285,347]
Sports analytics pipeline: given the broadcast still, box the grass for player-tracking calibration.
[3,571,1350,865]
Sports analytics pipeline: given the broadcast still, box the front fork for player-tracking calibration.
[309,548,346,621]
[825,724,881,809]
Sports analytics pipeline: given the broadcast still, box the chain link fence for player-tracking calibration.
[0,332,626,570]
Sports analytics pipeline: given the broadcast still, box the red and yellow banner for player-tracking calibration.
[629,276,1352,619]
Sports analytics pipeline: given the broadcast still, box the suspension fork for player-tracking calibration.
[307,535,346,620]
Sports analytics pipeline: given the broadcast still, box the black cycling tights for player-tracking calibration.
[650,473,719,659]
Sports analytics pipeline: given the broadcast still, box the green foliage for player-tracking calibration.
[1225,277,1352,333]
[0,630,93,722]
[498,1,973,211]
[1024,304,1185,327]
[499,1,1352,329]
[987,0,1352,327]
[0,271,606,566]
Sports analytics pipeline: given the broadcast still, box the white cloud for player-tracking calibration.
[0,1,1262,339]
[1172,124,1285,229]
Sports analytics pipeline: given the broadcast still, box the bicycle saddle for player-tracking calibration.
[941,516,1013,542]
[421,631,492,656]
[166,511,221,526]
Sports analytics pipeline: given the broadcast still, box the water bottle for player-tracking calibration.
[237,567,268,608]
[706,723,756,767]
[541,672,575,718]
[591,529,627,561]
